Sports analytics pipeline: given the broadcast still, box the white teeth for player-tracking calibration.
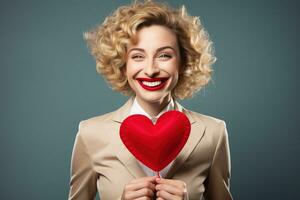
[142,81,162,87]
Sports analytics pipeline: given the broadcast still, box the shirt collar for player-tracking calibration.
[129,97,175,121]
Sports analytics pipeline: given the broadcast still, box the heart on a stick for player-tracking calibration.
[120,110,191,172]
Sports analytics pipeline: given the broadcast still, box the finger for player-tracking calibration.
[135,197,151,200]
[156,178,185,189]
[156,183,183,196]
[156,190,179,200]
[126,188,155,199]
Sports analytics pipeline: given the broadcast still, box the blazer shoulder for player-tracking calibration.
[187,110,226,128]
[187,110,229,151]
[79,111,116,129]
[75,110,117,147]
[186,109,228,139]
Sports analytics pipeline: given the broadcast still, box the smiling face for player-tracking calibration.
[125,25,181,106]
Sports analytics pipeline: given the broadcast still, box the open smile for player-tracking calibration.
[136,77,169,91]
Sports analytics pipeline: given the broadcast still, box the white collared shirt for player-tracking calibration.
[129,97,175,177]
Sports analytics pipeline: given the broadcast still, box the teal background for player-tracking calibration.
[1,0,299,199]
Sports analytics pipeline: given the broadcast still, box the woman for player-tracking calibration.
[68,1,232,200]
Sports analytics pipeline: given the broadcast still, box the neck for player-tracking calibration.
[136,95,171,118]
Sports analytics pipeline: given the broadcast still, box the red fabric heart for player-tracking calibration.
[120,110,191,172]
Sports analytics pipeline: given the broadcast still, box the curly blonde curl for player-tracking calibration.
[84,0,216,99]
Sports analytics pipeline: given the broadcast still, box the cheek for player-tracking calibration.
[167,64,179,77]
[173,74,179,87]
[170,65,180,85]
[125,68,135,79]
[124,62,134,78]
[126,63,143,78]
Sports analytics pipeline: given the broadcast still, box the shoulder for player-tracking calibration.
[185,110,230,161]
[75,110,118,148]
[187,109,226,129]
[185,109,228,141]
[79,111,116,132]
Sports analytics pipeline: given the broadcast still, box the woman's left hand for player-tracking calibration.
[155,178,188,200]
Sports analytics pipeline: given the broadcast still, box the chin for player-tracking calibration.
[137,91,171,104]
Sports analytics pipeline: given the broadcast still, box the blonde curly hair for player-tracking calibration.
[84,0,216,99]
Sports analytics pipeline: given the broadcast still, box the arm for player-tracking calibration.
[68,122,97,200]
[204,121,233,200]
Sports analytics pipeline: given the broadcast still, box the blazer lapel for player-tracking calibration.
[165,101,206,179]
[115,139,147,178]
[112,97,147,178]
[111,98,206,179]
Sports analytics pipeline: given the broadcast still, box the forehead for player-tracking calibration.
[128,25,178,50]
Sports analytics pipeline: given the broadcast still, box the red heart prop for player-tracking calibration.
[120,110,191,172]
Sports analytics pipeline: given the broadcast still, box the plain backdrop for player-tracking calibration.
[1,0,299,199]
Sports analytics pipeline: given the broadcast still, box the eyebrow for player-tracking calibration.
[128,46,176,54]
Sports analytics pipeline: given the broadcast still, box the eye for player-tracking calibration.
[131,54,144,61]
[158,53,172,60]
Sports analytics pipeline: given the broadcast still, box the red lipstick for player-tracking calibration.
[136,77,168,91]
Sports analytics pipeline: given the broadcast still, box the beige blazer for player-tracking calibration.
[68,98,232,200]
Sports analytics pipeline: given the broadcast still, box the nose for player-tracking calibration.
[144,59,160,77]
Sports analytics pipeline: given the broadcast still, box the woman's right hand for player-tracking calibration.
[121,176,157,200]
